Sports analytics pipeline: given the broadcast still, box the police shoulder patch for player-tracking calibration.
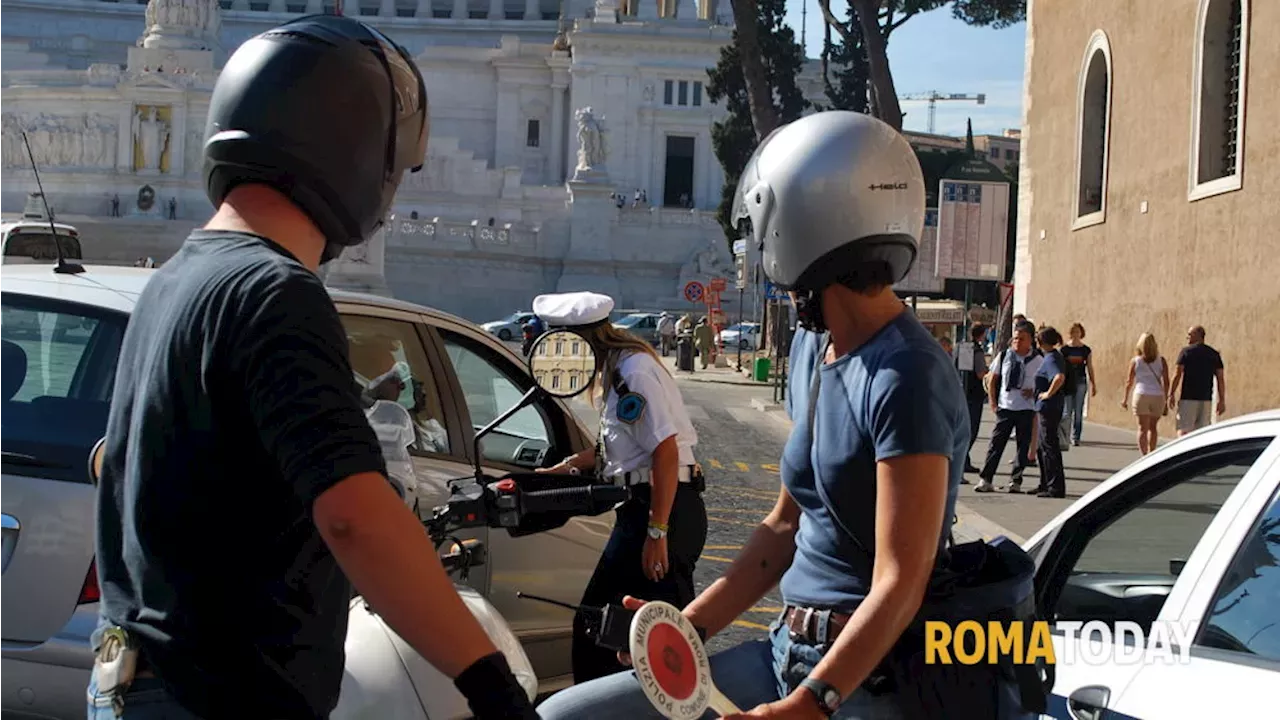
[616,392,647,425]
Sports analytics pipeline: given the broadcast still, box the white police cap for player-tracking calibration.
[533,291,615,328]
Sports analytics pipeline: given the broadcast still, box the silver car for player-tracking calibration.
[612,313,662,345]
[0,265,608,719]
[481,311,537,341]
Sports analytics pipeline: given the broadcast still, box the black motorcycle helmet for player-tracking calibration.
[203,15,428,263]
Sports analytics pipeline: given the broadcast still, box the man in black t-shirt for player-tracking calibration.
[91,17,536,720]
[1168,325,1226,436]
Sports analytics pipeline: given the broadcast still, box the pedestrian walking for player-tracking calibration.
[657,311,676,356]
[88,16,535,720]
[1168,325,1226,436]
[958,324,989,475]
[537,111,1044,720]
[1031,327,1068,498]
[532,291,708,685]
[975,322,1042,494]
[1059,322,1095,446]
[1122,332,1170,455]
[693,315,715,368]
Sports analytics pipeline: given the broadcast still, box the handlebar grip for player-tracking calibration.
[521,484,629,515]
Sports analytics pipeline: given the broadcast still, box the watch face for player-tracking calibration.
[822,689,841,709]
[648,527,663,539]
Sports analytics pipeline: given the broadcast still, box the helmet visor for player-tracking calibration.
[730,124,788,248]
[367,27,428,174]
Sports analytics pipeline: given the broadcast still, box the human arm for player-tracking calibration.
[1216,368,1227,415]
[236,276,524,713]
[1039,373,1065,401]
[643,434,680,581]
[1168,365,1184,409]
[987,352,1001,411]
[682,485,802,639]
[1122,359,1135,408]
[539,446,596,473]
[1086,348,1097,396]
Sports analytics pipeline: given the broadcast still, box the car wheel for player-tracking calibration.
[498,329,512,341]
[739,339,749,349]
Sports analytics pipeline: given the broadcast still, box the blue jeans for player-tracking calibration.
[538,620,1034,720]
[1061,382,1088,443]
[87,671,201,719]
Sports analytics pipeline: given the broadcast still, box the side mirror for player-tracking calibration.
[1170,558,1186,577]
[526,329,598,400]
[88,437,106,486]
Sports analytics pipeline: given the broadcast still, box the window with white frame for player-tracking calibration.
[1190,0,1248,199]
[1074,30,1112,227]
[662,79,704,108]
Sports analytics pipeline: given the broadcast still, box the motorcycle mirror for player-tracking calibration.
[88,437,106,487]
[526,329,598,399]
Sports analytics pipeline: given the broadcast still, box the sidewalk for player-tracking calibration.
[747,393,1152,543]
[659,351,781,388]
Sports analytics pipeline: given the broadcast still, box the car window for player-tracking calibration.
[1049,442,1267,632]
[1196,480,1280,661]
[1,293,125,483]
[341,315,451,455]
[441,330,554,469]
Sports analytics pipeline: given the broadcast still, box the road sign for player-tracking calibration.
[732,239,747,255]
[763,280,787,301]
[683,281,705,303]
[734,255,747,290]
[630,601,740,719]
[709,277,727,292]
[935,179,1010,281]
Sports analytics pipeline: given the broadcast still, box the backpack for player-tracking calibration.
[805,334,1051,717]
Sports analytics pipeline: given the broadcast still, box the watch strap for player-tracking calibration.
[798,677,840,717]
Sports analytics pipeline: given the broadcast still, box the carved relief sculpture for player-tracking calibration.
[574,107,607,173]
[141,0,222,51]
[132,106,171,172]
[1,112,119,170]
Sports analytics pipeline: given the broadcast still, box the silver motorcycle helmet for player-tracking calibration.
[731,112,924,330]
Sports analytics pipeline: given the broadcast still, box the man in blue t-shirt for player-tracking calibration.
[538,112,1034,720]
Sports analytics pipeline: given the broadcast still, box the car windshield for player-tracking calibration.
[615,315,647,327]
[4,232,83,261]
[725,324,753,333]
[500,312,529,323]
[1,293,126,484]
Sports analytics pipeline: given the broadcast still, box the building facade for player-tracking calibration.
[1015,0,1278,427]
[1,0,824,321]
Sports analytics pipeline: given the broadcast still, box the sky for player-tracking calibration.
[781,1,1027,137]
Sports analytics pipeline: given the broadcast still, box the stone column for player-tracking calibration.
[494,82,519,169]
[452,0,467,18]
[306,0,323,13]
[380,0,396,16]
[557,180,621,298]
[524,0,539,20]
[232,0,249,10]
[417,0,432,15]
[269,0,287,12]
[488,0,503,18]
[549,82,567,184]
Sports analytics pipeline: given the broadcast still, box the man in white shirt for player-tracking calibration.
[975,324,1043,493]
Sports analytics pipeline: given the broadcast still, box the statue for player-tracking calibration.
[681,237,733,283]
[132,107,170,172]
[574,107,606,173]
[140,0,222,51]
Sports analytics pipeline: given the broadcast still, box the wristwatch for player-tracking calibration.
[647,522,668,540]
[798,677,841,717]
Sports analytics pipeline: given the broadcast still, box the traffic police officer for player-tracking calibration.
[533,291,709,684]
[90,15,535,719]
[538,112,1040,719]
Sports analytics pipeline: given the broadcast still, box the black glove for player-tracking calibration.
[454,652,540,719]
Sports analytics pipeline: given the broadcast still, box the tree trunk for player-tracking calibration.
[850,0,902,130]
[729,0,780,140]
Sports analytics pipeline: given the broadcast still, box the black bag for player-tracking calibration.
[804,334,1051,717]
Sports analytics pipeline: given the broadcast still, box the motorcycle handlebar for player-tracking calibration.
[519,484,629,515]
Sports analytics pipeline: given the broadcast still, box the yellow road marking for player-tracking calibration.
[707,487,778,501]
[734,461,751,472]
[746,606,784,614]
[707,516,756,528]
[707,507,769,514]
[760,463,779,473]
[709,459,724,469]
[703,544,742,550]
[732,619,771,631]
[700,554,736,563]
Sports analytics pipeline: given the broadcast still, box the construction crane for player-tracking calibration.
[899,91,987,134]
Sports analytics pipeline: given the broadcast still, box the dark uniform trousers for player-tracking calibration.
[571,482,707,683]
[979,408,1035,484]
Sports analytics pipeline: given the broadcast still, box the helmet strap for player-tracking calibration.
[795,290,827,334]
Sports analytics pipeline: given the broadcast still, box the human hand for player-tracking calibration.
[1090,385,1097,398]
[724,691,826,719]
[1218,399,1226,416]
[615,596,650,666]
[1037,392,1050,401]
[1121,400,1128,410]
[642,535,669,582]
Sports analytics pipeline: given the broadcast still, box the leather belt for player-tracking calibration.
[783,605,851,645]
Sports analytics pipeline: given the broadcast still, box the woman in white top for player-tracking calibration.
[532,291,708,686]
[1122,332,1170,455]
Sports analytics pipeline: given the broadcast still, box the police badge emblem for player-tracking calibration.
[616,392,646,425]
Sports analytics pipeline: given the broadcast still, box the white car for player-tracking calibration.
[719,322,761,350]
[1,265,607,719]
[1024,410,1280,719]
[481,312,536,341]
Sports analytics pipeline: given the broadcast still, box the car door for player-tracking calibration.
[333,302,489,596]
[428,321,609,689]
[1104,424,1280,719]
[1027,422,1280,719]
[1,293,124,648]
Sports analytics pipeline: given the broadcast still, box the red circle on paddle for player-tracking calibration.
[646,622,698,701]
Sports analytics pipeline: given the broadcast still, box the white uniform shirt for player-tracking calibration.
[599,351,698,476]
[994,348,1043,412]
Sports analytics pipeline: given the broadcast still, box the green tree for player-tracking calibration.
[817,0,1025,130]
[820,2,869,112]
[706,0,807,245]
